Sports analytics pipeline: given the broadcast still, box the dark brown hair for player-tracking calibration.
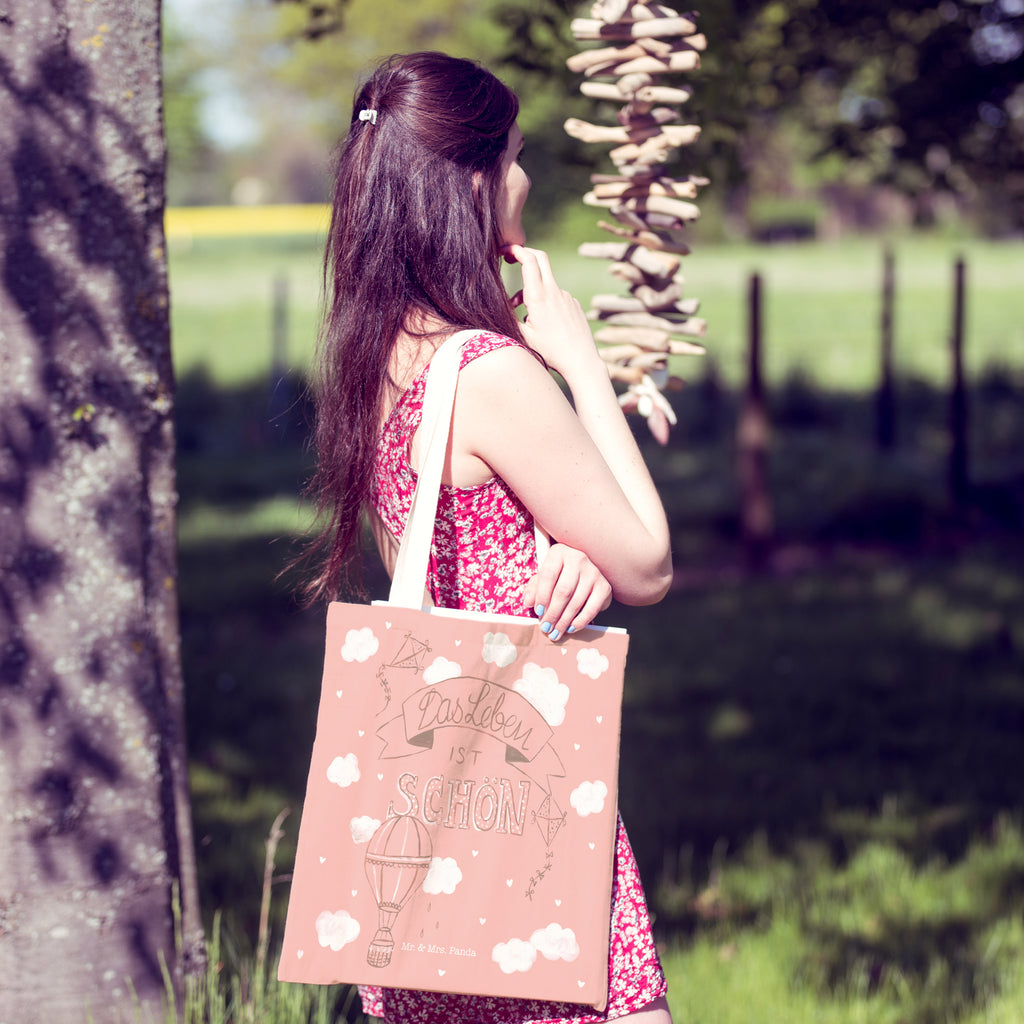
[300,52,523,603]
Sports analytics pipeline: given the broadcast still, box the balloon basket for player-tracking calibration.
[367,929,395,968]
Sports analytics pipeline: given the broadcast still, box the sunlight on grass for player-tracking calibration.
[170,233,1024,393]
[664,916,909,1024]
[177,497,314,546]
[660,820,1024,1024]
[169,235,322,384]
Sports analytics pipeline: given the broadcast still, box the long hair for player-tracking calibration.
[300,52,523,603]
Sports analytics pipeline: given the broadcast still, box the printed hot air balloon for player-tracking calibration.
[364,814,432,967]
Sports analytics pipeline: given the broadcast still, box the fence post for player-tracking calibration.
[738,272,773,568]
[876,246,896,449]
[268,272,292,440]
[948,256,968,510]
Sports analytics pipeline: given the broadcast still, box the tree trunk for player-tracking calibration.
[0,2,203,1021]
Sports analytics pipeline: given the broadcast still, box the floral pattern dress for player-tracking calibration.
[365,330,668,1024]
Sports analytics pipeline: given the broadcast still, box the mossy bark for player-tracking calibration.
[0,1,202,1020]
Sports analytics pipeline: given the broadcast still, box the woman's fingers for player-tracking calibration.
[504,243,602,382]
[506,244,556,298]
[568,579,613,634]
[529,544,613,641]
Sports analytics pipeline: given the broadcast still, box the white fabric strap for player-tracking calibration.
[388,330,549,608]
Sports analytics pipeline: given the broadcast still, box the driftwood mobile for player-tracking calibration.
[565,0,707,444]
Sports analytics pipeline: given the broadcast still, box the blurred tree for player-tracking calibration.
[163,7,220,204]
[693,0,1024,227]
[0,1,202,1020]
[259,0,596,227]
[169,0,1023,224]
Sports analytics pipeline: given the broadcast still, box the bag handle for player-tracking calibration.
[388,330,549,608]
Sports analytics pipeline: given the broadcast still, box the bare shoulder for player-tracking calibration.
[452,339,582,466]
[458,340,560,403]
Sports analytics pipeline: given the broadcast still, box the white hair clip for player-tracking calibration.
[358,108,378,126]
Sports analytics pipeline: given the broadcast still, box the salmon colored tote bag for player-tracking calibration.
[279,332,629,1010]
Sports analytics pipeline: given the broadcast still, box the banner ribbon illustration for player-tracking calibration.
[376,678,565,784]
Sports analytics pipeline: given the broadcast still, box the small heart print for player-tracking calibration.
[319,856,326,864]
[297,950,304,959]
[555,899,562,906]
[561,648,567,655]
[472,850,479,857]
[454,639,462,646]
[352,889,358,896]
[377,773,384,781]
[358,729,365,737]
[479,917,486,925]
[336,689,343,698]
[588,842,596,850]
[574,743,581,751]
[506,879,513,887]
[578,981,585,988]
[438,969,446,976]
[385,621,392,629]
[596,715,603,724]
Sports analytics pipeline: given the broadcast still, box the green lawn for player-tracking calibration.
[169,228,1024,1024]
[169,229,1024,390]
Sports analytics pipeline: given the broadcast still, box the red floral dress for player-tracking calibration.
[365,330,667,1024]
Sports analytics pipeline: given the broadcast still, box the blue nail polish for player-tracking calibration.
[567,625,576,634]
[535,604,545,617]
[541,622,552,634]
[549,629,560,642]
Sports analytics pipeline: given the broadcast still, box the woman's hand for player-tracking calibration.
[523,544,613,642]
[502,243,603,383]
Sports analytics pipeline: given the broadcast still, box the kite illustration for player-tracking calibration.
[375,632,432,712]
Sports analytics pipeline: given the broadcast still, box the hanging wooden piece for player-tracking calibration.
[567,0,708,444]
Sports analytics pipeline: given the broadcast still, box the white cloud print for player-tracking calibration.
[577,647,609,680]
[315,909,360,951]
[422,856,463,895]
[327,753,360,788]
[514,663,569,726]
[492,937,538,975]
[570,779,608,817]
[350,815,380,844]
[341,627,379,663]
[423,656,461,685]
[492,923,580,975]
[482,631,517,668]
[530,923,580,963]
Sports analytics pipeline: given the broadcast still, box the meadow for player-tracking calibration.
[169,220,1024,1023]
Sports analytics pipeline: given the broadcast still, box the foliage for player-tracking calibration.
[162,0,1024,229]
[712,0,1024,225]
[491,0,1024,227]
[259,0,598,234]
[163,6,219,204]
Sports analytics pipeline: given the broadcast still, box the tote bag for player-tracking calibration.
[279,331,629,1010]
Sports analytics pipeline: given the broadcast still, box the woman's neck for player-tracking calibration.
[383,311,451,419]
[390,311,449,382]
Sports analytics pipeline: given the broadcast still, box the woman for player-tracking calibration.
[303,51,673,1024]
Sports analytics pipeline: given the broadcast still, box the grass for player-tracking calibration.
[659,821,1024,1024]
[168,226,1024,1023]
[168,228,1024,391]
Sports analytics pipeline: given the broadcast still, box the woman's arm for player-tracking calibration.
[450,246,672,607]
